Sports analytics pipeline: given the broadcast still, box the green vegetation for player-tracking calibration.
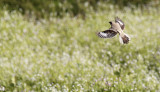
[0,1,160,92]
[0,0,159,18]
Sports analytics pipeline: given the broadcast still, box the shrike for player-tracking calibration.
[97,17,130,44]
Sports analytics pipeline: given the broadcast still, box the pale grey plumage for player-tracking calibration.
[97,17,130,44]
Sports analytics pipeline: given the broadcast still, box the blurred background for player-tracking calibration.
[0,0,160,91]
[0,0,159,18]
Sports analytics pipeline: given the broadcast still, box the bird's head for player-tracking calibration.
[109,21,112,25]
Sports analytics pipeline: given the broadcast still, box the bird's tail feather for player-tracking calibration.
[119,33,130,44]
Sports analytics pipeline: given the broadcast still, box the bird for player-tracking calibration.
[97,17,130,44]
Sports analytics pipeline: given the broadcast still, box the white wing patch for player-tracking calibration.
[99,32,107,37]
[97,32,108,38]
[117,21,123,25]
[115,17,125,30]
[97,30,117,38]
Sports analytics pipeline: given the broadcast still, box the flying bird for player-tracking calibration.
[97,17,130,44]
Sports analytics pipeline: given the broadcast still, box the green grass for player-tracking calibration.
[0,5,160,91]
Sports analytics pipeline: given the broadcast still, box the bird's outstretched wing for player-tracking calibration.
[97,29,117,38]
[115,17,125,30]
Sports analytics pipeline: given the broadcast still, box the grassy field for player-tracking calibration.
[0,4,160,91]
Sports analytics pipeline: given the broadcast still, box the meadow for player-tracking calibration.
[0,3,160,92]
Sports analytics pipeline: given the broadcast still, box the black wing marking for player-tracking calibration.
[97,30,117,38]
[115,17,125,30]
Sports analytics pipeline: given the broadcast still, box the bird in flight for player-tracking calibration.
[97,17,130,44]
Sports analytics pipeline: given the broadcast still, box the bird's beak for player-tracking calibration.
[109,21,112,25]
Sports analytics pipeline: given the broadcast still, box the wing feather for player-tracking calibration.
[115,17,125,30]
[97,30,117,38]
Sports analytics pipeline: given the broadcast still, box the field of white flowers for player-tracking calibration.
[0,4,160,91]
